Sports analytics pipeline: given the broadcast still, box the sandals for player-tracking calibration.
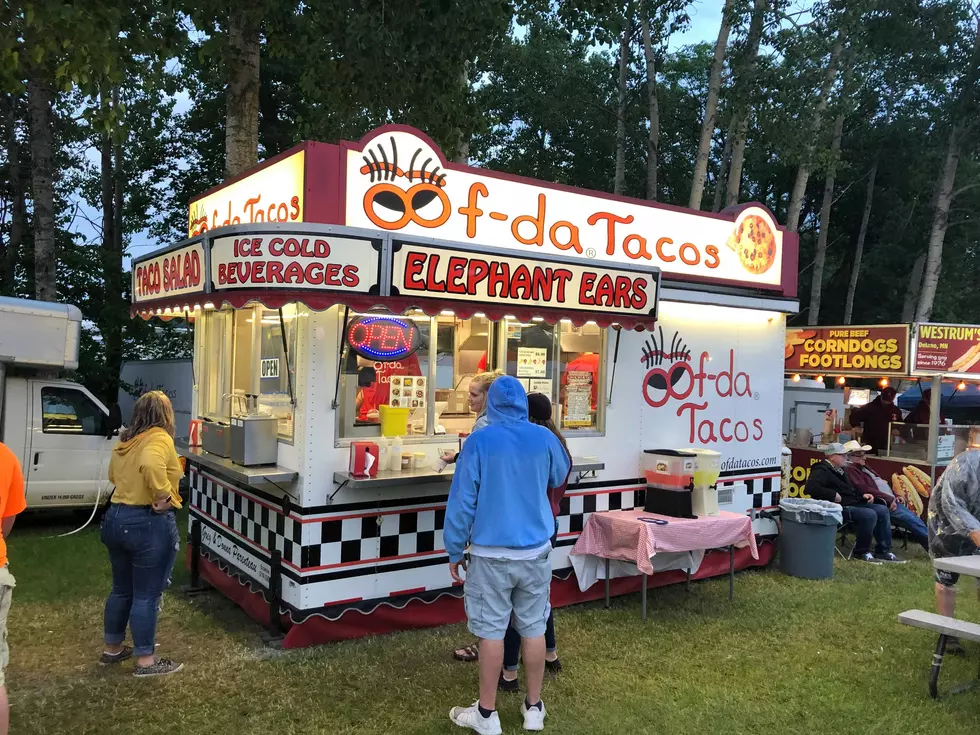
[453,642,480,662]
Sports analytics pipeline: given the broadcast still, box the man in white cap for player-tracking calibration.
[843,440,926,552]
[804,442,898,562]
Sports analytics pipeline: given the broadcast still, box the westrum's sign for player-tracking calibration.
[784,325,909,376]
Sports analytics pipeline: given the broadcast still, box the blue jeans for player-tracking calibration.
[890,503,929,551]
[843,503,892,556]
[101,504,179,657]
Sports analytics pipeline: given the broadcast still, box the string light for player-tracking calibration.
[879,377,889,388]
[815,375,824,384]
[957,381,967,391]
[837,376,846,386]
[791,374,801,382]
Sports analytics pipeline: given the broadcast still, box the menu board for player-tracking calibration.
[388,375,426,410]
[565,370,594,428]
[913,323,980,376]
[517,347,547,377]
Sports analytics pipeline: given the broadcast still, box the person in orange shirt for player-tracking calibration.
[0,442,28,735]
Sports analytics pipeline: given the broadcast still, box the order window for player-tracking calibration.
[197,305,299,441]
[41,387,104,435]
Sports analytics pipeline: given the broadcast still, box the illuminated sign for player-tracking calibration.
[188,150,305,237]
[209,231,381,293]
[390,239,659,321]
[785,325,909,376]
[345,128,788,291]
[346,316,423,361]
[132,241,207,305]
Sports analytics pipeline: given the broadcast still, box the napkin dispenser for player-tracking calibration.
[349,441,380,477]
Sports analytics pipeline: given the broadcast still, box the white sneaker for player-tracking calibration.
[449,702,502,735]
[522,699,547,731]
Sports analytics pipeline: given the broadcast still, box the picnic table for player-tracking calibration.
[932,555,980,578]
[569,509,759,619]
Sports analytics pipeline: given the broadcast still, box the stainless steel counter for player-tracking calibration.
[334,456,604,490]
[177,442,298,489]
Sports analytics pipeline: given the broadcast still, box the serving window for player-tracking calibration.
[337,309,605,443]
[197,304,300,441]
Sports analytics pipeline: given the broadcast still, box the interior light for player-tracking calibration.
[879,377,889,388]
[156,308,163,315]
[474,312,486,318]
[586,320,597,326]
[837,376,846,385]
[504,315,516,320]
[560,319,572,324]
[203,302,215,310]
[193,303,201,311]
[791,374,801,382]
[532,317,544,322]
[440,309,454,316]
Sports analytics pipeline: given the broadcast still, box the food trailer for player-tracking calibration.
[783,323,980,515]
[131,125,799,647]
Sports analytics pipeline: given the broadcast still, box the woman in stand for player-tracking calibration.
[448,370,502,662]
[100,391,184,677]
[498,392,570,690]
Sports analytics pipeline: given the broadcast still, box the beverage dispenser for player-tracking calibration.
[683,448,722,517]
[642,449,697,518]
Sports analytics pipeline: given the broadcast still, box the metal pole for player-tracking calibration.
[930,634,947,699]
[641,572,648,620]
[927,374,942,468]
[604,558,610,608]
[729,545,735,601]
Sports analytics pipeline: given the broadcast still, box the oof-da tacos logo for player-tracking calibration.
[641,327,763,444]
[359,135,451,231]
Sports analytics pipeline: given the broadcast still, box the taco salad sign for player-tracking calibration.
[344,129,786,290]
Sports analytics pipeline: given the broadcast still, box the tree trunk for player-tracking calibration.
[225,10,261,177]
[98,90,126,405]
[914,123,962,323]
[786,33,844,232]
[640,9,659,200]
[688,0,733,210]
[725,0,768,208]
[807,112,844,326]
[2,96,24,295]
[455,61,471,164]
[27,70,57,302]
[614,5,634,196]
[711,130,732,212]
[843,157,878,324]
[901,253,926,323]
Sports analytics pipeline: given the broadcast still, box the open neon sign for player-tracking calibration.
[346,316,423,361]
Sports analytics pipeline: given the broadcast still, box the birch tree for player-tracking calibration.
[807,111,844,325]
[843,157,877,324]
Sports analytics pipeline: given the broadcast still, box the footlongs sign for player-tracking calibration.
[209,230,381,293]
[132,241,207,305]
[913,323,980,376]
[390,238,659,320]
[344,128,789,292]
[784,325,909,376]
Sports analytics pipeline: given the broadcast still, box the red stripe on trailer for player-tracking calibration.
[389,587,426,597]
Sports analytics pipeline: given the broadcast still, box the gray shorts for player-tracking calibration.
[464,552,552,640]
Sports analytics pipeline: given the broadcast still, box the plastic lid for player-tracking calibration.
[643,449,697,457]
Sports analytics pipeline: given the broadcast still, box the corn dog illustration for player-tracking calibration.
[950,343,980,373]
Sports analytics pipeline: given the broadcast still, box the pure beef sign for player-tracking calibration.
[391,240,659,320]
[132,242,206,305]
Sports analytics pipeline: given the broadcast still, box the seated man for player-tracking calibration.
[843,440,928,552]
[804,443,899,562]
[928,445,980,655]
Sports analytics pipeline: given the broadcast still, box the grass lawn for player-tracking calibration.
[6,512,980,734]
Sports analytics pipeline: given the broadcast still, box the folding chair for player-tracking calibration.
[835,521,854,560]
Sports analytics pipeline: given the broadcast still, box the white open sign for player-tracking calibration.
[261,358,280,379]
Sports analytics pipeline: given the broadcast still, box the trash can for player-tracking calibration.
[778,498,843,580]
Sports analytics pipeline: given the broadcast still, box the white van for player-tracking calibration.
[0,297,121,509]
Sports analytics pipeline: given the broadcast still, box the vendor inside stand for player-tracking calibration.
[338,311,607,442]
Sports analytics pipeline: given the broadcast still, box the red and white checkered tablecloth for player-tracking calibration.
[570,509,759,576]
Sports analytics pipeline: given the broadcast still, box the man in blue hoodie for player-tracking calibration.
[445,376,570,735]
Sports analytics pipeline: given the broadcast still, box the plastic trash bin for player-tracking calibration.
[778,498,843,580]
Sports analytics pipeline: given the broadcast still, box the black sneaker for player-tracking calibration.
[545,657,562,675]
[497,672,520,693]
[99,646,133,666]
[134,658,184,678]
[855,553,882,564]
[874,552,906,563]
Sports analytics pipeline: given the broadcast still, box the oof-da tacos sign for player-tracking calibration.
[343,128,787,291]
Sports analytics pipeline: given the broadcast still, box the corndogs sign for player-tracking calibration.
[132,241,206,305]
[913,323,980,376]
[784,325,909,376]
[209,231,381,294]
[344,128,788,291]
[390,239,659,320]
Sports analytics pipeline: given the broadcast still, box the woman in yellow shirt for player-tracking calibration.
[101,391,184,677]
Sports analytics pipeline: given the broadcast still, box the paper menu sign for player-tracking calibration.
[388,375,427,410]
[565,370,594,428]
[517,347,547,377]
[528,379,552,396]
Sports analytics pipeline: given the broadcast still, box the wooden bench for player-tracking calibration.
[898,609,980,699]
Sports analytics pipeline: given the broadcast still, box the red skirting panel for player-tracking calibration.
[193,541,775,648]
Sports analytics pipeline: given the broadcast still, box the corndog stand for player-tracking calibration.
[784,323,980,514]
[131,125,799,646]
